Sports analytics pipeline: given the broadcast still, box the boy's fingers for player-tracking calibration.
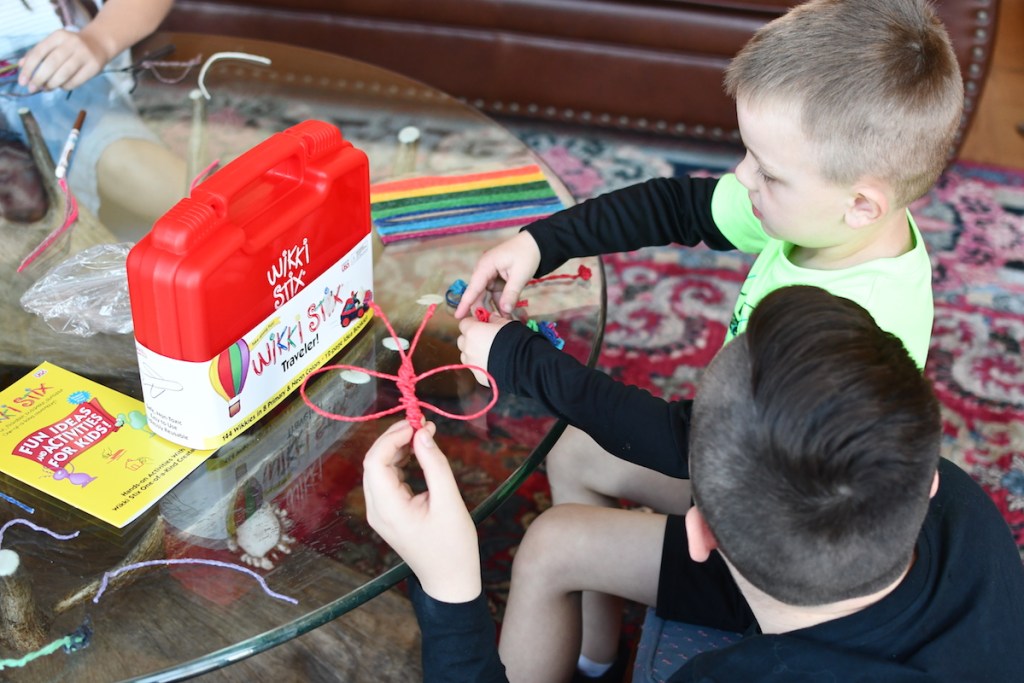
[384,418,413,436]
[412,424,462,501]
[457,316,486,345]
[466,365,491,387]
[363,423,418,525]
[378,420,415,451]
[363,421,414,475]
[456,318,495,386]
[454,272,490,319]
[458,355,491,387]
[498,274,531,315]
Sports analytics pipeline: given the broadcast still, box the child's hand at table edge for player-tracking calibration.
[19,30,111,93]
[453,231,541,320]
[457,317,513,387]
[363,420,482,603]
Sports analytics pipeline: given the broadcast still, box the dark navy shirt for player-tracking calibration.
[410,458,1024,681]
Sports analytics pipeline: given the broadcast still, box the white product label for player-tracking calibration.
[136,234,374,449]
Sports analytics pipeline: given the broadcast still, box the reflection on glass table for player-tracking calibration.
[0,34,604,681]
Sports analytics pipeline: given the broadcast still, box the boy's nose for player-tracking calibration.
[734,152,756,190]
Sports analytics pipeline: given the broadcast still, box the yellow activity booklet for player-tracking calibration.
[0,362,216,528]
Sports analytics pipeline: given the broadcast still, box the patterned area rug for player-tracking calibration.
[477,121,1024,622]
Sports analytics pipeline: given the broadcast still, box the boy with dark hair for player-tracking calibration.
[364,286,1024,682]
[452,1,966,676]
[688,286,941,607]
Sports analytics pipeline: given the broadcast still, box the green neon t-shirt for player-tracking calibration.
[711,173,934,368]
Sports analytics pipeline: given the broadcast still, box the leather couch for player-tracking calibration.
[161,0,1000,154]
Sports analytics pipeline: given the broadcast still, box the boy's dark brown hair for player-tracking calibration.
[724,0,964,207]
[689,285,941,605]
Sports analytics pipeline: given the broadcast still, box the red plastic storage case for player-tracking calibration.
[127,120,374,449]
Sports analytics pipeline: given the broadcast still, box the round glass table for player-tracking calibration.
[0,34,604,681]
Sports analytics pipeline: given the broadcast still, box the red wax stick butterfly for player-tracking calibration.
[301,301,498,431]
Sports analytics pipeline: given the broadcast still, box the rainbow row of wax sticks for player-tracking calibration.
[369,164,564,243]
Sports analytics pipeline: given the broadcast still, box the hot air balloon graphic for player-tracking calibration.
[209,339,250,417]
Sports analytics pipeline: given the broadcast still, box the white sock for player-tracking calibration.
[577,654,614,678]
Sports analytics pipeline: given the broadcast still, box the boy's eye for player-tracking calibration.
[757,168,775,184]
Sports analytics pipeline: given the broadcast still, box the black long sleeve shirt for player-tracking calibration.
[410,458,1024,682]
[488,176,733,478]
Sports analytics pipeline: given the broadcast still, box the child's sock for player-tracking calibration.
[576,654,614,678]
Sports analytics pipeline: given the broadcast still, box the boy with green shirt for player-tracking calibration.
[711,174,934,368]
[453,1,963,679]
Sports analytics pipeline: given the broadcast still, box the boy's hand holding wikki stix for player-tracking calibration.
[456,316,511,388]
[453,231,542,320]
[363,420,482,603]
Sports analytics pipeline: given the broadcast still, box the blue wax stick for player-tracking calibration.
[0,492,34,515]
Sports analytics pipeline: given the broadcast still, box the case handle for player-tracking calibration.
[148,122,344,254]
[193,122,344,253]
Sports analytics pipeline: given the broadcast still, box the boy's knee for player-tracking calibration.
[513,504,589,582]
[546,427,599,492]
[545,442,578,491]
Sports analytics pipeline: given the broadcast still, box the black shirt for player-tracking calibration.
[410,458,1024,681]
[489,176,732,478]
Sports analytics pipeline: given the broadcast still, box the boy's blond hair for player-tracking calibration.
[724,0,963,207]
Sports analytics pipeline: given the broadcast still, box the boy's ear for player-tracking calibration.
[685,505,719,562]
[845,180,890,229]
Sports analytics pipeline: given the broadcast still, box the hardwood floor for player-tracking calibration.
[959,0,1024,168]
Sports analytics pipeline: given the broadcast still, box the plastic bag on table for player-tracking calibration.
[20,242,135,336]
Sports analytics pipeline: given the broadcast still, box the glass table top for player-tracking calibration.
[0,33,604,681]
